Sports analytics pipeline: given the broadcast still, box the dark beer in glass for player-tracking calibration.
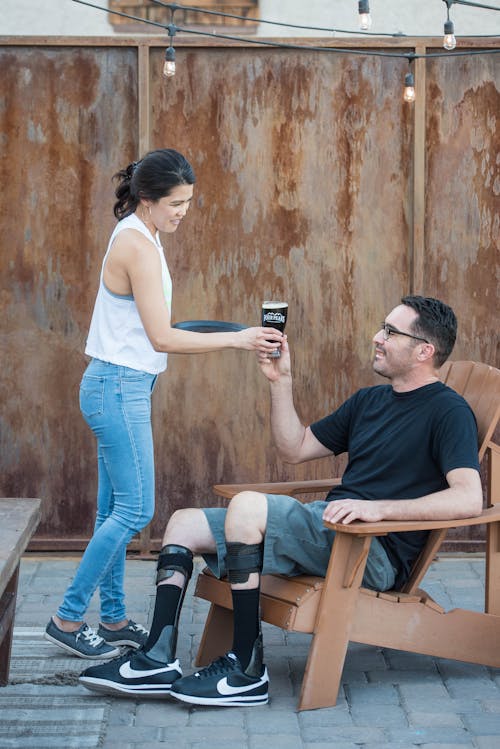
[261,301,288,358]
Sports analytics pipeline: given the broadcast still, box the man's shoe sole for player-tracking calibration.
[44,632,121,660]
[171,691,268,707]
[79,675,174,696]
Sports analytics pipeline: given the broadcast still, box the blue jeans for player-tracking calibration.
[57,359,157,623]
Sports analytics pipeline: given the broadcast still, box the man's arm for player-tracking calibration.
[259,338,333,464]
[322,467,483,525]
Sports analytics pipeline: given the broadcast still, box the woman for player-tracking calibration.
[45,148,283,659]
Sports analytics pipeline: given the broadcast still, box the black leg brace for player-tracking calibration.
[225,542,263,584]
[156,543,194,584]
[145,544,193,663]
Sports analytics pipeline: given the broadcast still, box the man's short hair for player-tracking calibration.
[401,296,457,367]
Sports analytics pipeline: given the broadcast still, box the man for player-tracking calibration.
[79,296,482,706]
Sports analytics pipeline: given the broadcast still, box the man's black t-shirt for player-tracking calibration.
[310,381,480,588]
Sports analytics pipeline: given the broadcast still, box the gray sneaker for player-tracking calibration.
[44,619,121,660]
[97,620,148,649]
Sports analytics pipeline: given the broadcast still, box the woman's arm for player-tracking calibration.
[106,228,283,355]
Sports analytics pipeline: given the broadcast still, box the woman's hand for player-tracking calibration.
[236,326,284,354]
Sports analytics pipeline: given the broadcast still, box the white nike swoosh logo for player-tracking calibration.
[119,659,180,679]
[216,670,268,696]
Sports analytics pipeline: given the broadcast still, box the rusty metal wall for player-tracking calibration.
[421,52,500,551]
[149,46,413,536]
[0,45,139,541]
[423,52,499,365]
[0,39,498,552]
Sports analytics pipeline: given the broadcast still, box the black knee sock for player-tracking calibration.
[143,584,182,657]
[231,587,260,670]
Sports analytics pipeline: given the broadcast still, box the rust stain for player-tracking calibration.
[0,45,139,538]
[0,42,496,549]
[425,58,499,367]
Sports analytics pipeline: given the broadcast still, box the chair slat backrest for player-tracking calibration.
[438,361,500,461]
[403,361,500,595]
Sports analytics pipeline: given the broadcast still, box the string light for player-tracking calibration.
[163,45,176,76]
[443,1,458,49]
[151,0,398,37]
[358,0,372,31]
[71,0,500,80]
[163,13,177,78]
[443,19,457,49]
[403,71,416,102]
[72,1,500,44]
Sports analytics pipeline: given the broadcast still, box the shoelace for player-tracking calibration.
[78,626,105,648]
[128,621,148,634]
[195,654,237,679]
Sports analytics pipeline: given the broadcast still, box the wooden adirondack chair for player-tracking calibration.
[194,360,500,711]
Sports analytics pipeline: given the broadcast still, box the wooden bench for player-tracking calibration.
[0,498,42,686]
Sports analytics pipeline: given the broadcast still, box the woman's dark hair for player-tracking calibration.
[113,148,196,220]
[401,295,457,367]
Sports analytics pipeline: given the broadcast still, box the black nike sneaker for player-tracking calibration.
[79,649,182,697]
[170,636,269,707]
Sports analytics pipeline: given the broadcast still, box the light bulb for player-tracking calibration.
[163,47,176,78]
[163,60,176,77]
[358,1,372,31]
[443,20,456,51]
[359,13,372,30]
[404,73,415,103]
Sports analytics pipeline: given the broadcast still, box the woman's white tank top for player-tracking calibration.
[85,213,172,375]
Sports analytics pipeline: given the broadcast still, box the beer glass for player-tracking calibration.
[261,301,288,358]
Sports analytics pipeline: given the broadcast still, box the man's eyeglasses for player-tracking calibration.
[380,323,429,343]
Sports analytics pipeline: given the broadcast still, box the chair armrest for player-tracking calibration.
[213,478,342,500]
[324,504,500,536]
[489,441,500,456]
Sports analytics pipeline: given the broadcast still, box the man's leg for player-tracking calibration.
[79,508,216,697]
[170,492,270,707]
[225,491,266,670]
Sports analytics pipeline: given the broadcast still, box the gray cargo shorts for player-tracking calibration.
[202,494,397,592]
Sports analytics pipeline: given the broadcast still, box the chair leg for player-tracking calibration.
[486,445,500,615]
[298,534,371,711]
[194,603,234,667]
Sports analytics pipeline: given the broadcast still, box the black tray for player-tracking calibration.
[172,320,248,333]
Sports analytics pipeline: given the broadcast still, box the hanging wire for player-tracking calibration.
[150,0,401,37]
[71,0,500,61]
[453,0,500,9]
[74,0,168,30]
[158,25,500,60]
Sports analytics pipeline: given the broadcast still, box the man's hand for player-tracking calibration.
[257,335,291,382]
[322,467,483,525]
[323,499,387,525]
